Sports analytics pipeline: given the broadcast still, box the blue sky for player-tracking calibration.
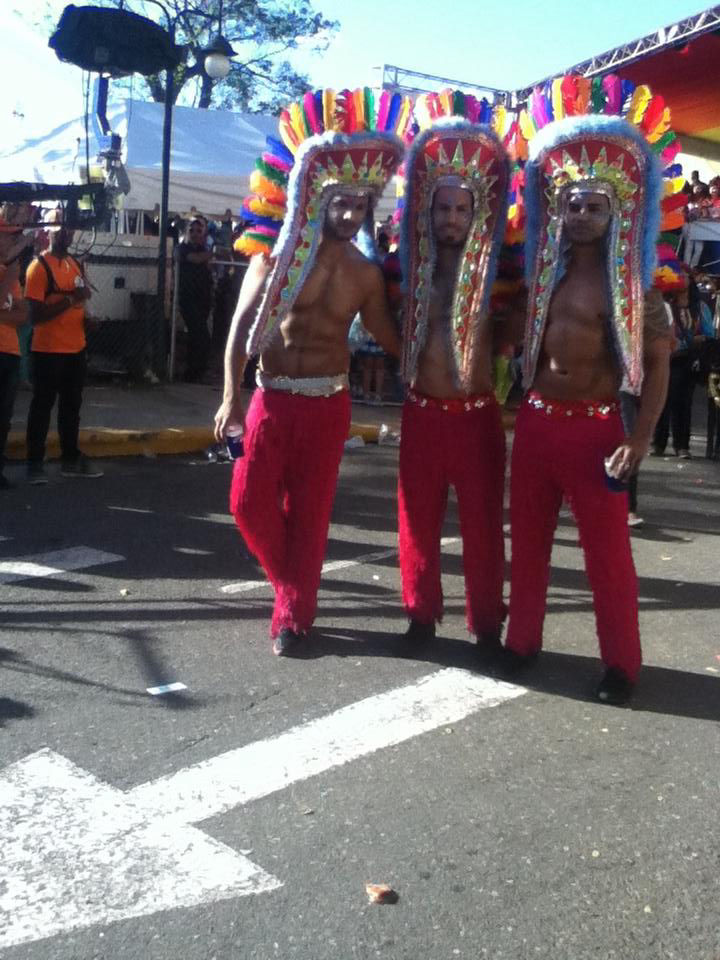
[1,0,712,148]
[290,0,711,92]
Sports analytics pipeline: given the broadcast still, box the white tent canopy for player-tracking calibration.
[0,99,278,217]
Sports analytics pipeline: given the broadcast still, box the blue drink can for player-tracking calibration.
[226,425,244,460]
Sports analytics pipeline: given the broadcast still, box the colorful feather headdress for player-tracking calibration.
[518,74,683,395]
[400,90,510,390]
[237,88,409,355]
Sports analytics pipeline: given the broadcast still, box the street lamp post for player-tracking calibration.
[146,4,235,378]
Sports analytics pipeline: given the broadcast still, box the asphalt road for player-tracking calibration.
[0,442,719,960]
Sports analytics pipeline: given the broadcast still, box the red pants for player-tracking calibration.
[506,396,641,681]
[398,394,506,635]
[230,387,350,636]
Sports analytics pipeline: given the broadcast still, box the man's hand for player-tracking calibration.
[606,435,650,480]
[71,285,92,303]
[214,394,247,443]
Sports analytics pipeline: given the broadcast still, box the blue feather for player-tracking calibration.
[385,93,401,133]
[266,136,295,166]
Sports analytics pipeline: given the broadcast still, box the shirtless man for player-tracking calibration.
[215,103,404,655]
[397,115,510,648]
[503,117,672,705]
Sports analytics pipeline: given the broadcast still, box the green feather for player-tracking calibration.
[591,77,606,113]
[453,90,466,118]
[364,87,375,131]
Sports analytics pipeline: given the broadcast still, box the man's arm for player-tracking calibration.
[608,337,671,479]
[214,254,272,441]
[358,265,401,358]
[26,286,87,326]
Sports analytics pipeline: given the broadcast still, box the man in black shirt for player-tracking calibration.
[177,217,213,382]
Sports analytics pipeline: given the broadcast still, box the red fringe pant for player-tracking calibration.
[506,396,641,681]
[230,387,350,637]
[398,395,506,636]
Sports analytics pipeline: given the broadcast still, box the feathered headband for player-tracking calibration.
[237,88,409,354]
[399,91,510,390]
[518,74,683,395]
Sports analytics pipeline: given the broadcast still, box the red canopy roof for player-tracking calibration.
[619,31,720,144]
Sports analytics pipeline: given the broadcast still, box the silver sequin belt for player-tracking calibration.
[256,370,349,397]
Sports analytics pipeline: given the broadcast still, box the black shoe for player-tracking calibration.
[476,628,503,654]
[0,474,15,490]
[595,667,634,706]
[272,628,305,657]
[60,455,104,479]
[405,619,436,644]
[27,463,48,485]
[496,646,539,677]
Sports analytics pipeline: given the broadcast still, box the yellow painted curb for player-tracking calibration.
[6,422,384,460]
[6,410,517,460]
[6,426,215,460]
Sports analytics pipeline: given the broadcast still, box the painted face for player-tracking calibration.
[431,185,474,248]
[324,192,371,241]
[563,190,611,245]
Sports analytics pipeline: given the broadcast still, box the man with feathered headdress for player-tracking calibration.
[214,88,409,656]
[500,76,677,704]
[396,91,511,650]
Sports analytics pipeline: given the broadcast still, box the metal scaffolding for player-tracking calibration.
[380,5,720,108]
[380,64,507,103]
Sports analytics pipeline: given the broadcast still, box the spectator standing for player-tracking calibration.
[652,287,697,458]
[177,217,213,382]
[0,226,30,489]
[24,210,102,483]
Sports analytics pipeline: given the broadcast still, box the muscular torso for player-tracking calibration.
[532,261,619,401]
[260,243,375,378]
[413,268,493,398]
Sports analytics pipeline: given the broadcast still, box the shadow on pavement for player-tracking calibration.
[0,696,35,727]
[306,631,720,722]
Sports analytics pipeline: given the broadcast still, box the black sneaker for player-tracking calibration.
[27,463,48,485]
[596,667,634,706]
[60,456,104,479]
[272,628,305,657]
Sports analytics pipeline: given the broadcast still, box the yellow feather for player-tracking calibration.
[627,85,651,125]
[395,98,411,138]
[492,104,507,138]
[439,89,454,117]
[290,102,307,143]
[551,77,565,122]
[647,107,672,143]
[323,89,336,131]
[279,119,299,156]
[519,109,536,141]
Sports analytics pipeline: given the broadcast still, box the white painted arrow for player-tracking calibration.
[0,668,524,949]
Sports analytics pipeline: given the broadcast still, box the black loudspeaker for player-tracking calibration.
[49,4,184,77]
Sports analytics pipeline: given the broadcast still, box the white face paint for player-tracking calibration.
[324,192,371,241]
[563,189,611,245]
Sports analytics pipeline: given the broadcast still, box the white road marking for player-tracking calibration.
[219,536,460,595]
[107,505,153,514]
[0,546,124,584]
[0,668,524,949]
[147,682,188,696]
